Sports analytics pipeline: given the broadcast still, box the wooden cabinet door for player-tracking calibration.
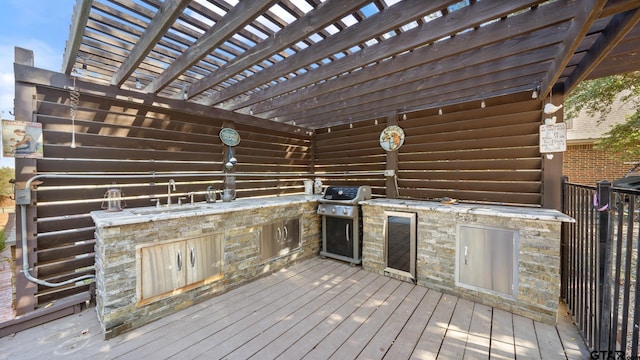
[186,234,223,284]
[140,241,186,300]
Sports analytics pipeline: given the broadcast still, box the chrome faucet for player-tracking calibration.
[167,179,176,206]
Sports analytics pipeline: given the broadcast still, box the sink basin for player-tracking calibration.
[129,205,205,215]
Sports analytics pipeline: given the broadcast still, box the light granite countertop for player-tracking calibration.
[91,194,323,227]
[360,198,575,223]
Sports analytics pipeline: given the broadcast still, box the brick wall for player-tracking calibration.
[563,143,631,185]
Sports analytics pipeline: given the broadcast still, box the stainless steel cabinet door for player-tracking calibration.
[140,241,186,299]
[457,225,517,297]
[186,234,223,284]
[282,217,300,254]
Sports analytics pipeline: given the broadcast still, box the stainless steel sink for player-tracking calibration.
[129,205,205,215]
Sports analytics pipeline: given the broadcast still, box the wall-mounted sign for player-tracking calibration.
[2,120,43,158]
[219,128,240,146]
[539,123,566,153]
[379,125,405,152]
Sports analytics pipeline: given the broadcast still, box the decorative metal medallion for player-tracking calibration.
[379,125,405,151]
[219,128,240,146]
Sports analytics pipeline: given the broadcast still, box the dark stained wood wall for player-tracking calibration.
[26,84,311,307]
[17,85,544,313]
[314,92,545,206]
[314,118,388,194]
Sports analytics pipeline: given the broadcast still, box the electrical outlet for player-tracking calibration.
[384,169,395,177]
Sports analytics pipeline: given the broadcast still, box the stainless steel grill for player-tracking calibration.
[317,186,371,265]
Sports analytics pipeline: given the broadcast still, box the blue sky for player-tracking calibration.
[0,0,75,167]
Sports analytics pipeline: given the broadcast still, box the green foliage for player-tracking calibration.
[0,167,13,204]
[593,112,640,159]
[565,72,640,161]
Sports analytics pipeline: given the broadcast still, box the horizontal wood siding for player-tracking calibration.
[313,120,389,195]
[25,85,312,308]
[313,92,544,206]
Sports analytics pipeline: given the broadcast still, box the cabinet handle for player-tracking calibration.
[464,246,468,265]
[177,250,183,272]
[190,247,196,267]
[346,223,350,242]
[277,227,282,243]
[283,225,288,242]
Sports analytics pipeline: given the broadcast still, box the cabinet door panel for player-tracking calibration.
[282,218,300,254]
[261,223,278,260]
[140,241,186,299]
[186,234,223,284]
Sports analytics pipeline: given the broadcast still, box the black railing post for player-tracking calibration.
[596,180,612,352]
[560,176,569,299]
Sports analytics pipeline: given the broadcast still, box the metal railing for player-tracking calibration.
[562,177,640,357]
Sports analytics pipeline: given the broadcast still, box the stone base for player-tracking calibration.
[361,199,573,324]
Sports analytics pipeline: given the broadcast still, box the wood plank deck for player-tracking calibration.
[0,257,590,360]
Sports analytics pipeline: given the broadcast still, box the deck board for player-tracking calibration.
[463,303,492,360]
[356,285,429,360]
[513,314,542,359]
[248,271,379,359]
[439,298,474,359]
[0,257,590,360]
[329,281,414,360]
[411,293,457,359]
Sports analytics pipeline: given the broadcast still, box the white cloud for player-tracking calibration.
[0,38,62,119]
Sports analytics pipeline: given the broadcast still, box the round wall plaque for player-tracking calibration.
[379,125,405,151]
[219,128,240,146]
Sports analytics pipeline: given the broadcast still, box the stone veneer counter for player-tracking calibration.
[91,195,321,338]
[360,198,574,324]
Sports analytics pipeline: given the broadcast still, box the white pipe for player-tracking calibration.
[19,172,183,287]
[19,170,387,287]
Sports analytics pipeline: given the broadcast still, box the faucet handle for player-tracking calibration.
[177,197,187,206]
[150,198,160,208]
[188,192,195,204]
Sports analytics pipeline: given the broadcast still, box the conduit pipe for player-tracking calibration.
[19,170,387,287]
[19,172,217,287]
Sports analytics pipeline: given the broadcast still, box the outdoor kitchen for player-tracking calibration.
[2,0,639,358]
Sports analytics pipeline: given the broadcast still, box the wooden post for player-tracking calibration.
[542,94,564,210]
[385,112,399,198]
[13,47,38,315]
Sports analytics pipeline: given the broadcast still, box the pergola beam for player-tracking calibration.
[221,0,546,112]
[61,0,93,75]
[111,0,191,87]
[254,0,575,120]
[186,0,371,98]
[538,0,607,99]
[145,0,278,94]
[564,8,640,95]
[203,0,462,107]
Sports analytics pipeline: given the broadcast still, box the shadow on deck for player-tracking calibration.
[0,257,590,359]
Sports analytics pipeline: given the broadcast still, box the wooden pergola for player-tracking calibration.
[60,0,640,130]
[5,0,640,336]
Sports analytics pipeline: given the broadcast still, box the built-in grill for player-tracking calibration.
[317,185,371,265]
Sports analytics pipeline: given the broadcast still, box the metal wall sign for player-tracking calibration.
[219,128,240,147]
[379,125,405,152]
[2,120,44,158]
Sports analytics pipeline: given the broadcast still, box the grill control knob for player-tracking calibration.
[331,208,336,214]
[342,209,348,215]
[319,207,324,213]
